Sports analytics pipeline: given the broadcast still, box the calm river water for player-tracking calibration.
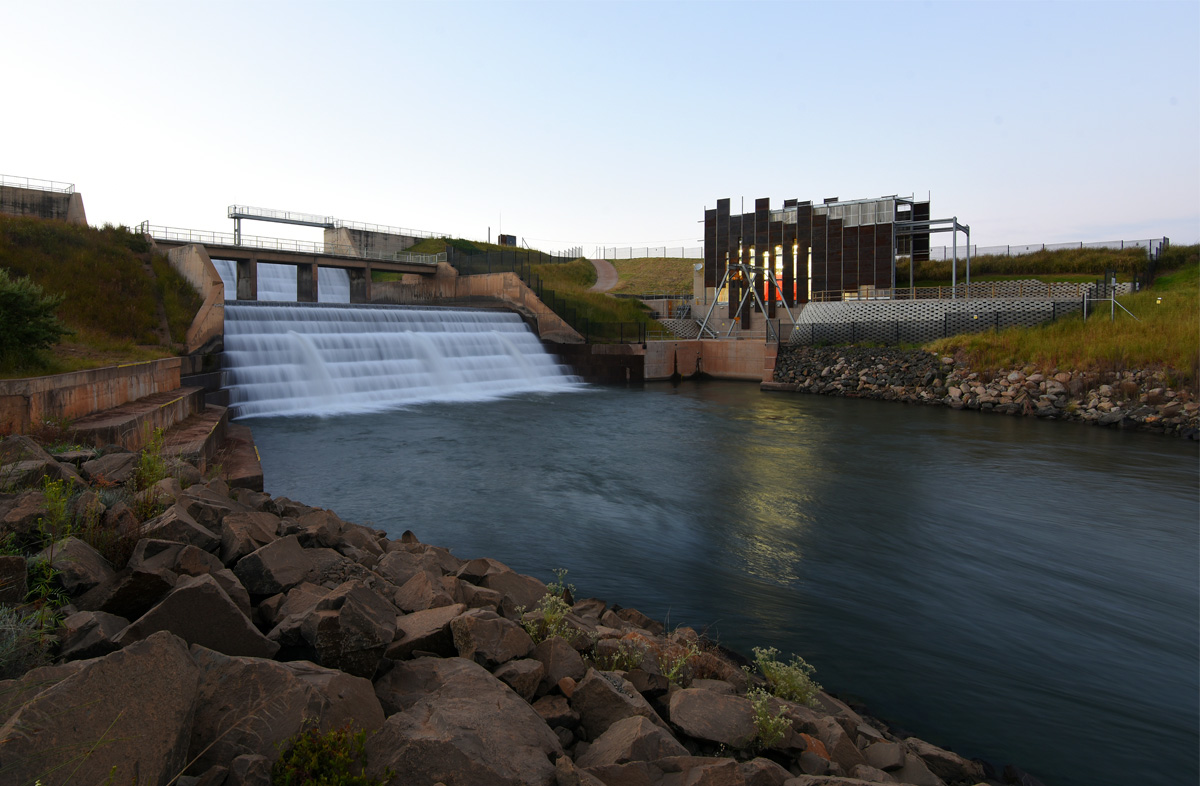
[245,381,1199,786]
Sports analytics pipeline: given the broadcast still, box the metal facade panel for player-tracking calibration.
[843,226,860,291]
[811,213,828,296]
[716,199,730,286]
[797,204,812,304]
[875,223,893,288]
[704,208,717,287]
[828,218,844,293]
[913,201,931,262]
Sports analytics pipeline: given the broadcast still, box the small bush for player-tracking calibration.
[0,266,71,367]
[747,687,791,749]
[132,427,168,492]
[657,640,700,684]
[271,723,386,786]
[752,646,822,707]
[520,568,575,644]
[592,638,647,672]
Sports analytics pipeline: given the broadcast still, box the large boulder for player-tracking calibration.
[394,569,456,612]
[81,451,138,484]
[186,645,384,772]
[532,635,588,693]
[576,715,689,768]
[450,607,535,668]
[493,658,546,701]
[139,504,221,554]
[57,609,128,661]
[115,573,278,658]
[386,602,467,659]
[571,668,669,741]
[73,565,177,620]
[0,631,200,785]
[295,579,398,678]
[904,736,986,783]
[0,554,26,603]
[667,688,756,749]
[365,657,562,786]
[220,511,280,566]
[232,535,314,597]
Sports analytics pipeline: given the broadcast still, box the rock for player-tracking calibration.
[894,752,947,786]
[576,715,688,768]
[556,756,609,786]
[139,503,221,553]
[613,607,665,635]
[815,716,867,773]
[275,579,398,678]
[0,554,27,603]
[74,565,177,620]
[289,508,342,548]
[374,549,424,585]
[233,535,313,597]
[864,741,906,771]
[395,569,457,612]
[850,764,898,782]
[450,607,535,668]
[257,581,328,629]
[481,568,549,612]
[494,658,546,701]
[179,486,248,531]
[115,573,279,658]
[533,635,588,693]
[533,694,580,729]
[904,736,985,783]
[187,645,384,771]
[57,609,128,660]
[1,490,48,546]
[220,511,280,566]
[571,668,669,740]
[365,657,562,785]
[739,757,793,785]
[81,451,138,484]
[0,631,200,785]
[386,602,467,659]
[667,688,756,748]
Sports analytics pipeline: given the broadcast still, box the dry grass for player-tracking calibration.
[898,245,1152,284]
[0,216,201,377]
[928,251,1199,389]
[610,257,694,295]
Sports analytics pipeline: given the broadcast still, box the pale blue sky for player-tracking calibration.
[5,0,1198,254]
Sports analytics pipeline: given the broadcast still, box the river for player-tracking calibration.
[244,381,1199,786]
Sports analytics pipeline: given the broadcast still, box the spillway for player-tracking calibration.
[211,259,350,303]
[222,302,583,418]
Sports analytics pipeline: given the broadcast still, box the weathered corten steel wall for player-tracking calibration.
[0,358,182,435]
[704,195,931,304]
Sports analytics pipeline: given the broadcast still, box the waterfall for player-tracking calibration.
[221,302,583,418]
[211,260,350,303]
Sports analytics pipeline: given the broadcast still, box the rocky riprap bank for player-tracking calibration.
[0,435,1038,786]
[770,346,1199,439]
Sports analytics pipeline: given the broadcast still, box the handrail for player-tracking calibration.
[140,223,444,266]
[333,218,451,239]
[228,205,334,227]
[1,174,74,194]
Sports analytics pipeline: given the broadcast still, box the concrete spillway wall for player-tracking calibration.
[0,186,87,225]
[324,226,421,258]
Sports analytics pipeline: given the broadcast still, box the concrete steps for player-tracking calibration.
[161,405,229,474]
[70,387,206,451]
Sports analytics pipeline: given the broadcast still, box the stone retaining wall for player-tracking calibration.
[0,358,183,436]
[769,346,1198,439]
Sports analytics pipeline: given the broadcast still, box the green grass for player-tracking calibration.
[0,216,202,377]
[610,257,694,295]
[928,248,1199,388]
[528,259,667,339]
[897,244,1154,283]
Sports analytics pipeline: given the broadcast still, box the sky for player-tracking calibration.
[4,0,1198,255]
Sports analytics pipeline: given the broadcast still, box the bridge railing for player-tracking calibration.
[1,174,75,194]
[333,218,451,239]
[139,223,444,266]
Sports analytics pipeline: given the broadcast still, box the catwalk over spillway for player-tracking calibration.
[222,302,583,418]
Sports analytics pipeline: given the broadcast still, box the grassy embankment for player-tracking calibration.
[926,244,1199,388]
[609,257,695,295]
[0,215,202,378]
[380,238,670,340]
[896,245,1150,287]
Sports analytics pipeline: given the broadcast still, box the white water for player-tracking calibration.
[211,259,350,303]
[222,302,582,418]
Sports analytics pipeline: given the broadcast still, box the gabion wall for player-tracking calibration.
[790,298,1084,345]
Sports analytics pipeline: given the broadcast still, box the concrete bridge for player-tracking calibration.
[146,223,445,303]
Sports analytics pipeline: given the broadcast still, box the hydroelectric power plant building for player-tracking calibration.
[701,195,932,314]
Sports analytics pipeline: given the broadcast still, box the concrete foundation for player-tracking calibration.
[643,340,768,382]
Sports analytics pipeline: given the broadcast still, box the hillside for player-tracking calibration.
[0,216,201,377]
[609,257,694,295]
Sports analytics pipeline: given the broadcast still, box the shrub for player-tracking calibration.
[657,640,700,684]
[0,266,70,365]
[519,568,575,644]
[752,646,822,707]
[591,638,647,672]
[132,427,169,492]
[271,724,386,786]
[747,687,791,749]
